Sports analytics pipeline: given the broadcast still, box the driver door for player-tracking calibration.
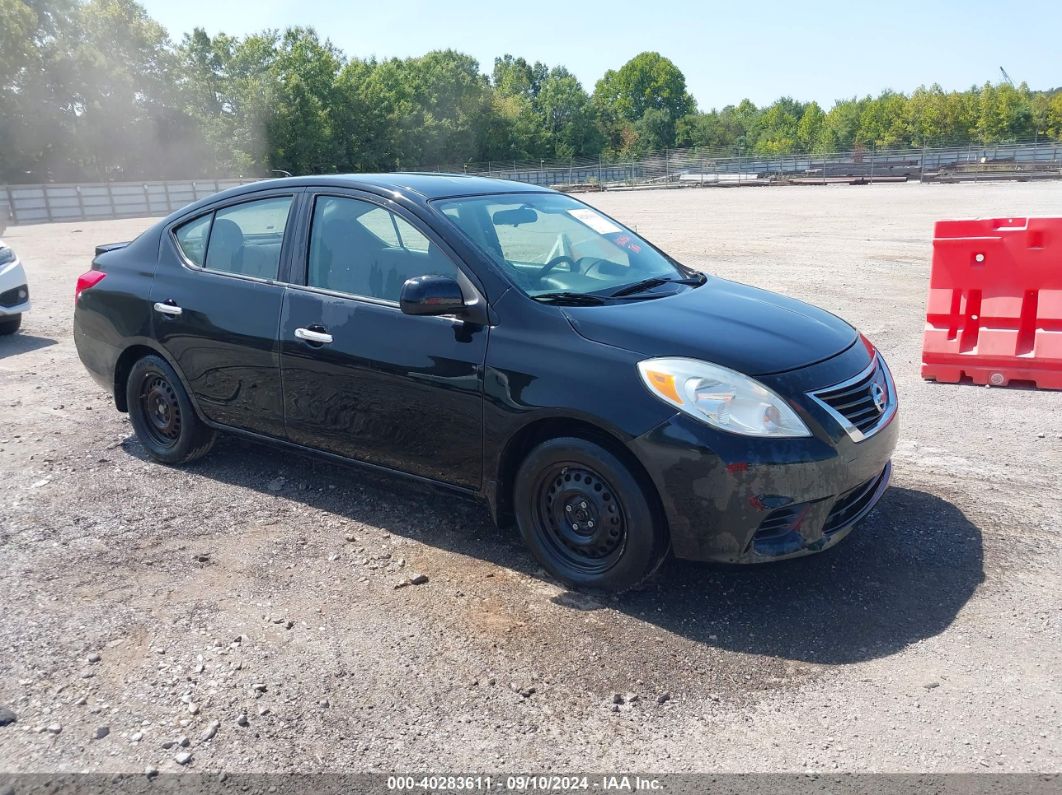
[279,191,488,489]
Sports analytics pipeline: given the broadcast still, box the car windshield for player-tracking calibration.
[434,192,696,300]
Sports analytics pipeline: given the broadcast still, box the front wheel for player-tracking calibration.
[513,437,669,592]
[0,314,21,335]
[126,354,216,465]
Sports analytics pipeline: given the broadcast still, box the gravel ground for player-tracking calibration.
[0,181,1059,775]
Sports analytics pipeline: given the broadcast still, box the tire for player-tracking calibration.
[513,436,669,593]
[0,314,21,335]
[125,354,216,465]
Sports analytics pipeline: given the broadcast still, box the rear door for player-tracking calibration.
[151,190,300,438]
[279,190,488,489]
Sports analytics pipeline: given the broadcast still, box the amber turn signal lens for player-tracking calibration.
[644,370,682,404]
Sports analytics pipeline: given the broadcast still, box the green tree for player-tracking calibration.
[815,98,865,152]
[632,107,672,153]
[796,102,825,152]
[492,54,547,100]
[754,97,804,154]
[593,51,694,153]
[482,54,548,161]
[176,27,274,174]
[594,51,694,123]
[266,27,342,175]
[5,2,1062,183]
[857,90,908,149]
[338,50,490,170]
[975,82,1033,143]
[60,0,187,179]
[537,67,599,159]
[0,0,38,89]
[0,0,79,181]
[405,49,492,166]
[1045,91,1062,138]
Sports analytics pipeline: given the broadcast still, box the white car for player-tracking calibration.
[0,238,30,334]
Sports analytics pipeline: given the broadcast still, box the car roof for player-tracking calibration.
[227,173,553,202]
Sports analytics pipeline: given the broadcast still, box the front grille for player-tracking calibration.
[809,355,895,441]
[754,505,804,541]
[0,284,28,308]
[823,463,890,534]
[752,503,810,555]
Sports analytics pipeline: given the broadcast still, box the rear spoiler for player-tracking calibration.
[94,241,130,257]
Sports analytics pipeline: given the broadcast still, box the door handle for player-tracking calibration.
[153,301,183,317]
[294,327,333,344]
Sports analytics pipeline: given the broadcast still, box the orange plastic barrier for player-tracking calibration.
[922,217,1062,390]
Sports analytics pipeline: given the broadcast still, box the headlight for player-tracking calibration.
[0,247,15,266]
[637,357,811,437]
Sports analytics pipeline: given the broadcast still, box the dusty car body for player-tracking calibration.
[73,174,898,591]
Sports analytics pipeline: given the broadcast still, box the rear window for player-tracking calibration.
[204,197,293,279]
[173,196,294,280]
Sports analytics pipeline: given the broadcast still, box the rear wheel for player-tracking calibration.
[0,314,21,335]
[514,437,668,592]
[126,355,215,464]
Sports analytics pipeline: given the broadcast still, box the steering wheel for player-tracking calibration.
[536,255,580,280]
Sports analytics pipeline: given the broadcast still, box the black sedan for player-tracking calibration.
[73,174,898,592]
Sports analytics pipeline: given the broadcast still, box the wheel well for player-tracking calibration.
[494,417,667,534]
[112,344,156,412]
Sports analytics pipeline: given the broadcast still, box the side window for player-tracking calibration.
[393,215,431,254]
[307,195,458,302]
[203,196,293,279]
[174,213,212,267]
[356,208,400,247]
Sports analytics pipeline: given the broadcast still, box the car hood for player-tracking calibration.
[562,278,858,375]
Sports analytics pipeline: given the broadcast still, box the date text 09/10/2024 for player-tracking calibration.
[386,775,663,791]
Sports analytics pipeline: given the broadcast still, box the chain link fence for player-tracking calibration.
[3,141,1061,226]
[443,140,1062,190]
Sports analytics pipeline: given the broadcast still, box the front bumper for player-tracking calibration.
[629,344,899,563]
[0,259,30,316]
[0,289,30,316]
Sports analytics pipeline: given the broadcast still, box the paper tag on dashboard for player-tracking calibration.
[567,208,621,235]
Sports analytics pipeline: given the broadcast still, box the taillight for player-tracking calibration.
[75,270,106,302]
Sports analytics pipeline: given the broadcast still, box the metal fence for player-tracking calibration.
[0,178,261,227]
[3,141,1061,226]
[454,140,1062,189]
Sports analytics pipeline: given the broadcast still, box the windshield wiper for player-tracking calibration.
[532,291,608,306]
[609,273,707,298]
[608,277,671,297]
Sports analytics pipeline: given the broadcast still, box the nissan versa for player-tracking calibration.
[73,174,898,591]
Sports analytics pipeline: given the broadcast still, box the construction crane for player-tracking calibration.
[999,66,1014,86]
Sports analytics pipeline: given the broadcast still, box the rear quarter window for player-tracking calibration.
[174,214,212,267]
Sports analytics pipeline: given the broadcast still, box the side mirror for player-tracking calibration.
[400,275,466,317]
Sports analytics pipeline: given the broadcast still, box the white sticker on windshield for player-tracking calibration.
[567,208,622,235]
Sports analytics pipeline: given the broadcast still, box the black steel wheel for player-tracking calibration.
[532,463,628,576]
[126,354,216,465]
[514,436,668,592]
[139,374,183,448]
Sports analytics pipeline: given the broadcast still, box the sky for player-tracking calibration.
[139,0,1062,110]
